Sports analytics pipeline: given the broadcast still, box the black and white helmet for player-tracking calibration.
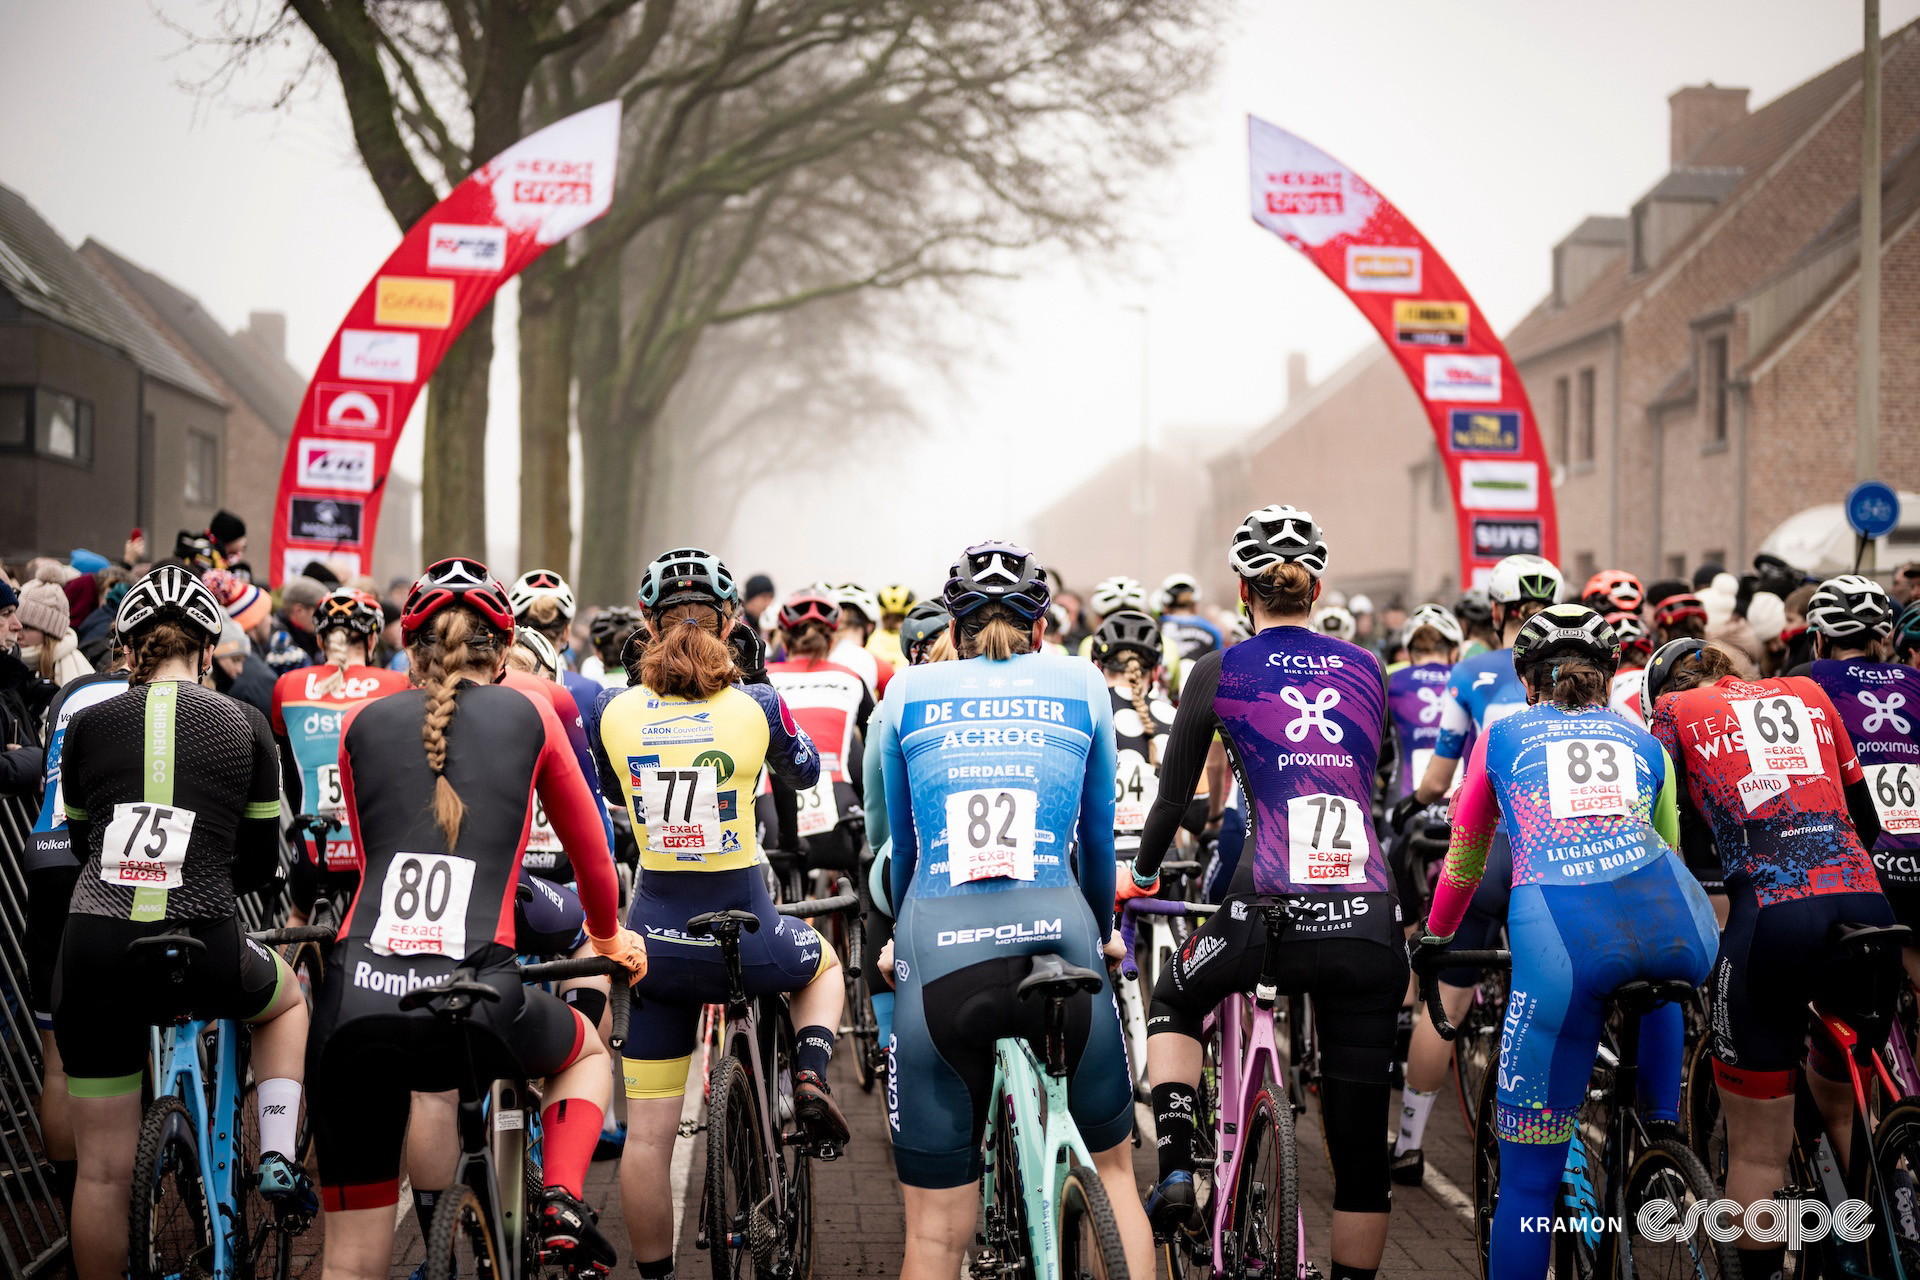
[1511,603,1620,678]
[1403,603,1464,648]
[1806,574,1894,641]
[118,566,224,643]
[1229,505,1329,578]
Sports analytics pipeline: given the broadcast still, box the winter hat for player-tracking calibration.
[17,580,71,640]
[208,510,247,546]
[281,575,328,608]
[69,548,109,574]
[206,570,273,633]
[1700,571,1741,629]
[1746,591,1787,644]
[213,617,251,659]
[745,574,776,600]
[0,579,16,611]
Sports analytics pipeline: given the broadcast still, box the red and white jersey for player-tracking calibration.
[1610,666,1647,725]
[829,637,893,700]
[766,657,872,783]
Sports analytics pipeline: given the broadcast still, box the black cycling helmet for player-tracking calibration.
[1806,574,1894,642]
[899,601,951,663]
[638,547,738,614]
[590,606,641,646]
[1639,636,1710,723]
[1894,601,1920,659]
[1228,505,1329,578]
[1091,608,1163,666]
[1510,603,1619,679]
[117,565,225,644]
[1454,588,1493,629]
[316,588,383,640]
[944,540,1051,622]
[618,625,649,686]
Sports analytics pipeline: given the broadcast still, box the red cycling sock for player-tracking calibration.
[541,1098,606,1199]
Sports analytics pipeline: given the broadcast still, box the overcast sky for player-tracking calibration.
[2,0,1912,597]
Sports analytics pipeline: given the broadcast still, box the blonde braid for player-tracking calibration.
[410,609,481,849]
[1120,653,1160,767]
[314,627,354,698]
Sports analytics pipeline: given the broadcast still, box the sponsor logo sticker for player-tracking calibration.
[1448,409,1522,453]
[375,276,454,329]
[1458,460,1540,512]
[313,383,393,434]
[426,223,508,273]
[507,158,597,207]
[1345,245,1421,293]
[295,440,376,493]
[288,497,364,544]
[1424,353,1502,403]
[1471,517,1544,557]
[1261,169,1345,217]
[1393,300,1469,348]
[338,329,419,383]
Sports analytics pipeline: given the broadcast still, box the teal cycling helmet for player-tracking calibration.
[638,547,738,613]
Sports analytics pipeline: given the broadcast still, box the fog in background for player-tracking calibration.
[3,0,1911,599]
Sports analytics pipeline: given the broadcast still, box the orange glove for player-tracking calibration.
[1116,860,1159,902]
[589,928,649,984]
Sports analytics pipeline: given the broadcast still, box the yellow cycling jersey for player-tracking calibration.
[595,681,821,873]
[867,628,905,670]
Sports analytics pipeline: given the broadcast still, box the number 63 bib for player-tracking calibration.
[369,852,476,958]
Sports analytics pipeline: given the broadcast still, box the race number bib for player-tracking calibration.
[945,788,1038,886]
[100,802,194,890]
[637,766,723,855]
[1113,749,1158,834]
[1545,739,1639,820]
[368,852,476,958]
[796,776,838,838]
[1733,695,1821,776]
[314,763,346,820]
[1868,763,1920,836]
[1408,748,1460,799]
[526,797,560,853]
[1286,794,1368,885]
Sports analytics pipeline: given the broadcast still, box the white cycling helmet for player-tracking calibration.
[1314,606,1356,641]
[513,628,561,679]
[1488,554,1563,605]
[1157,572,1201,612]
[1403,603,1464,648]
[118,565,225,643]
[1089,576,1148,618]
[833,583,881,626]
[509,569,576,622]
[1807,574,1895,641]
[1348,593,1375,615]
[1230,505,1329,578]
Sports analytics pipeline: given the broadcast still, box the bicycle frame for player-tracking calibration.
[1201,988,1293,1276]
[1118,896,1195,1097]
[1795,1007,1912,1280]
[151,1018,247,1280]
[982,1034,1099,1280]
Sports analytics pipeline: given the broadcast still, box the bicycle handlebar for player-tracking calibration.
[521,956,634,1052]
[250,924,337,947]
[1123,898,1219,918]
[1413,949,1510,1042]
[776,876,858,919]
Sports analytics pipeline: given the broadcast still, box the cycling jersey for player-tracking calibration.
[830,637,892,699]
[270,663,410,874]
[1385,660,1450,799]
[501,668,615,880]
[1109,684,1173,856]
[1648,674,1878,905]
[765,657,872,785]
[1610,666,1647,724]
[867,628,905,671]
[1803,658,1920,853]
[1159,612,1224,665]
[1433,647,1527,762]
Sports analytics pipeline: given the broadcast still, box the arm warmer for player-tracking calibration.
[1427,733,1497,938]
[1135,650,1222,879]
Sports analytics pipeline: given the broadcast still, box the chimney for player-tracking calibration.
[1286,351,1309,406]
[1668,84,1748,166]
[246,310,287,359]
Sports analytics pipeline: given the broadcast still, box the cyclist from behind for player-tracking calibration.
[271,589,409,921]
[765,588,873,882]
[584,606,639,688]
[510,569,603,711]
[1156,572,1222,695]
[308,559,647,1280]
[53,567,313,1280]
[1456,588,1497,660]
[869,583,918,670]
[1093,609,1177,864]
[831,583,895,695]
[1580,568,1645,620]
[1133,507,1405,1280]
[1607,612,1653,723]
[591,549,847,1280]
[1077,574,1149,658]
[1383,605,1461,920]
[1645,637,1895,1280]
[1417,606,1716,1280]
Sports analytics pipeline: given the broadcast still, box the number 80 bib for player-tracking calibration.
[369,852,476,958]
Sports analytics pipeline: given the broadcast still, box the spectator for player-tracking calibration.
[384,576,412,610]
[209,619,275,717]
[1746,591,1788,675]
[1691,562,1724,590]
[1893,560,1920,607]
[73,570,130,669]
[1702,572,1761,674]
[268,575,328,671]
[15,580,92,685]
[743,573,776,628]
[208,509,248,571]
[0,581,52,794]
[1349,593,1376,645]
[1779,583,1819,671]
[376,600,407,671]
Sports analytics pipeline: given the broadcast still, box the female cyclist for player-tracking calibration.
[878,540,1149,1280]
[509,569,603,711]
[1093,608,1177,861]
[1132,506,1405,1280]
[765,587,874,881]
[591,548,846,1280]
[1606,611,1653,723]
[53,566,312,1280]
[307,558,647,1280]
[1415,605,1717,1280]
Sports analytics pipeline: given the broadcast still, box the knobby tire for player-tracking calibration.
[425,1184,502,1280]
[129,1095,214,1280]
[1057,1162,1129,1280]
[706,1055,769,1280]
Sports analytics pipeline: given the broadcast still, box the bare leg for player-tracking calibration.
[38,1033,71,1163]
[1720,1092,1795,1252]
[406,1091,459,1193]
[620,1094,686,1265]
[900,1182,978,1280]
[1403,982,1474,1095]
[319,1204,397,1280]
[1331,1210,1390,1272]
[69,1092,142,1280]
[1808,1069,1857,1170]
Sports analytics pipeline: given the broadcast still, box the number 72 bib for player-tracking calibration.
[1286,794,1367,884]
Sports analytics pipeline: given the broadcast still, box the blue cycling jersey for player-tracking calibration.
[1433,647,1526,761]
[27,672,128,872]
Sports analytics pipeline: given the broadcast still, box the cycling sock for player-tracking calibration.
[637,1256,675,1280]
[1329,1266,1376,1280]
[413,1188,440,1240]
[1736,1247,1784,1280]
[871,991,894,1053]
[256,1078,301,1159]
[795,1025,835,1080]
[1394,1086,1439,1155]
[1152,1082,1198,1179]
[541,1098,605,1200]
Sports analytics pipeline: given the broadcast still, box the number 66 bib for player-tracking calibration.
[369,852,476,958]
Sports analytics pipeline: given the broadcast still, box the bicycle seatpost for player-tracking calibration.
[1044,993,1070,1078]
[1255,903,1290,1010]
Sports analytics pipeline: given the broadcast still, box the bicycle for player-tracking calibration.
[1418,949,1737,1279]
[406,955,634,1280]
[127,912,338,1280]
[694,877,859,1280]
[969,952,1131,1280]
[767,842,880,1091]
[1115,860,1203,1103]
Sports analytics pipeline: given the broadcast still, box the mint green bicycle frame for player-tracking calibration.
[981,1031,1100,1280]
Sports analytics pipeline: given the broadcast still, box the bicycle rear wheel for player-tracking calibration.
[424,1184,503,1280]
[1871,1100,1920,1279]
[847,949,878,1094]
[706,1055,771,1280]
[130,1096,215,1280]
[1058,1161,1129,1280]
[1222,1075,1297,1280]
[1610,1138,1739,1279]
[1470,1067,1499,1280]
[985,1093,1037,1280]
[1454,968,1510,1133]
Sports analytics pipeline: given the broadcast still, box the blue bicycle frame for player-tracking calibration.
[981,1033,1100,1280]
[149,1016,249,1280]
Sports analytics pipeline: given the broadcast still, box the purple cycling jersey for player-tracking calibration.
[1807,658,1920,851]
[1387,661,1450,799]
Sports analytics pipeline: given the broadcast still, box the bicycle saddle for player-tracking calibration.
[1832,921,1914,951]
[686,909,761,938]
[1610,979,1698,1018]
[1017,953,1105,1001]
[398,967,503,1017]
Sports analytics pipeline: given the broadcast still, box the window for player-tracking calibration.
[38,390,91,463]
[0,389,26,448]
[1429,457,1445,509]
[1707,335,1729,442]
[1577,367,1596,463]
[185,430,218,504]
[1553,376,1570,465]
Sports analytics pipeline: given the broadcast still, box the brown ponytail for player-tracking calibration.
[1246,563,1316,619]
[1524,658,1612,710]
[521,596,568,644]
[127,620,203,685]
[1664,642,1741,694]
[640,604,739,699]
[956,603,1033,661]
[407,605,505,850]
[789,622,832,660]
[926,631,958,663]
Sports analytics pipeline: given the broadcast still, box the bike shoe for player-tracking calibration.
[1389,1145,1425,1187]
[793,1070,851,1152]
[1145,1170,1200,1235]
[538,1188,616,1277]
[256,1152,319,1216]
[593,1121,627,1161]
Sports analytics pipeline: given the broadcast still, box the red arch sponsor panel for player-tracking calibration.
[1247,117,1558,588]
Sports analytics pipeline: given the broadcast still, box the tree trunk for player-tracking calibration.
[518,256,576,573]
[575,267,644,604]
[420,302,494,563]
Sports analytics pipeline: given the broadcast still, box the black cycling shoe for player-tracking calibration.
[1145,1170,1201,1236]
[538,1188,616,1277]
[793,1069,850,1153]
[1389,1145,1425,1186]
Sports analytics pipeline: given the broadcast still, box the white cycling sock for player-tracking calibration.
[1395,1087,1439,1155]
[256,1078,302,1161]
